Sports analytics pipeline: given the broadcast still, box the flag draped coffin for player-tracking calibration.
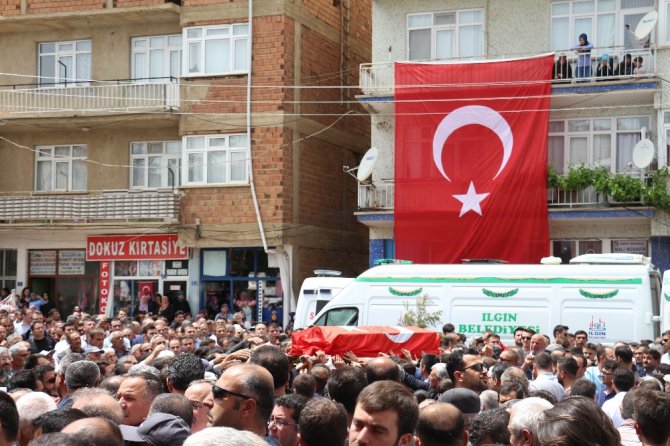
[291,325,440,357]
[394,55,554,263]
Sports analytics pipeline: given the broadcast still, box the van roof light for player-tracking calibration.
[374,259,413,265]
[313,269,342,277]
[570,253,650,265]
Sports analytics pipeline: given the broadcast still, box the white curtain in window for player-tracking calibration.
[435,29,454,60]
[205,39,229,73]
[569,136,589,165]
[149,49,164,78]
[36,161,52,191]
[234,39,248,71]
[207,151,226,183]
[76,53,91,81]
[621,0,653,8]
[551,17,570,51]
[409,29,431,61]
[593,134,612,168]
[72,160,87,190]
[459,25,483,58]
[597,14,615,47]
[230,151,247,182]
[188,153,204,182]
[548,136,565,174]
[55,162,68,190]
[617,133,641,171]
[574,18,593,43]
[132,159,145,187]
[148,156,162,187]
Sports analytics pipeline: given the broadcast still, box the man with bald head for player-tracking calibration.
[365,357,399,383]
[209,363,276,443]
[62,416,123,446]
[414,402,468,446]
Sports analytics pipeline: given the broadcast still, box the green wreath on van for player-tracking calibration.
[482,288,519,298]
[389,286,423,297]
[579,289,619,299]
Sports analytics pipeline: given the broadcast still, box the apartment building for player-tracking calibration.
[0,0,371,322]
[357,0,670,273]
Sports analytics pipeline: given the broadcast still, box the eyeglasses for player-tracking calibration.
[521,336,531,340]
[211,384,256,402]
[459,363,488,373]
[268,417,299,428]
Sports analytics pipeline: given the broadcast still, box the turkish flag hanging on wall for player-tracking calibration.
[394,55,553,263]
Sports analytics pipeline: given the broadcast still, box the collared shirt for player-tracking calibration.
[530,372,566,402]
[602,391,626,428]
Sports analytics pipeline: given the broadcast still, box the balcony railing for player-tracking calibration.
[547,186,607,208]
[0,189,179,222]
[0,77,179,118]
[359,47,656,97]
[358,180,394,210]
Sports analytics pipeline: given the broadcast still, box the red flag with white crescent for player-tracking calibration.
[394,55,553,263]
[291,325,440,357]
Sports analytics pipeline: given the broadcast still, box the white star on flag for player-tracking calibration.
[453,181,489,217]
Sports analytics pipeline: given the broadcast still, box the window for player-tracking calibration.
[183,24,249,76]
[548,116,650,173]
[314,307,358,326]
[130,141,181,189]
[407,9,484,61]
[0,250,17,290]
[183,134,248,185]
[35,145,87,191]
[550,0,653,51]
[131,35,182,81]
[552,240,603,263]
[38,40,92,86]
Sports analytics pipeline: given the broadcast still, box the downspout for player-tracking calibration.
[247,0,268,252]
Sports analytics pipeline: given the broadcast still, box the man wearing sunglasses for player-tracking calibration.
[661,330,670,365]
[446,351,488,394]
[208,363,277,444]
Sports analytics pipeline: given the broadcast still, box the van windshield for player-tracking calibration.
[314,307,358,326]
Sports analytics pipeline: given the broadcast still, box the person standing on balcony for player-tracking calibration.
[552,54,573,82]
[633,56,646,75]
[596,54,616,79]
[573,33,593,79]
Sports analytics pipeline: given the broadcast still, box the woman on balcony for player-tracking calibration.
[552,54,572,82]
[572,33,593,79]
[596,54,617,80]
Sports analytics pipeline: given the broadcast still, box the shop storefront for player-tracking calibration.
[200,247,282,323]
[87,234,189,316]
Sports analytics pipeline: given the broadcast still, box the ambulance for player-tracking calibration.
[312,254,666,343]
[293,270,354,330]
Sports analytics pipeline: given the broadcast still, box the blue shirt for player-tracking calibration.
[573,41,593,68]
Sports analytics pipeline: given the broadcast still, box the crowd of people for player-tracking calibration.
[0,295,668,446]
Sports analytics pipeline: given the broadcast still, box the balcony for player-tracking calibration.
[358,180,394,210]
[0,78,179,119]
[0,189,179,223]
[359,47,657,110]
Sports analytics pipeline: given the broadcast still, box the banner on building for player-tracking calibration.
[87,234,188,261]
[394,54,553,263]
[98,261,111,315]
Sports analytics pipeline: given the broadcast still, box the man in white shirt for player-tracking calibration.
[660,330,670,365]
[529,351,565,402]
[602,366,636,428]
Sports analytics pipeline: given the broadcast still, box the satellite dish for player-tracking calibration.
[632,138,655,169]
[357,147,378,182]
[635,10,658,41]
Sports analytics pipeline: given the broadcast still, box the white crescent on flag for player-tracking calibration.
[383,326,415,343]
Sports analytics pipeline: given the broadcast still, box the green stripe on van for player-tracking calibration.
[356,276,643,285]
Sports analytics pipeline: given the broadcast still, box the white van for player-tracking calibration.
[293,274,354,330]
[312,254,665,343]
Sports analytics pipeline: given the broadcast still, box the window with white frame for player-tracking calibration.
[0,250,17,290]
[183,24,249,76]
[550,0,653,51]
[35,145,88,191]
[407,9,484,61]
[131,35,182,81]
[183,134,248,185]
[548,116,650,174]
[130,141,181,189]
[38,40,92,86]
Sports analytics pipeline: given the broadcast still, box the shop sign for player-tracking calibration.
[59,250,85,275]
[611,240,648,256]
[29,251,57,275]
[99,261,111,315]
[86,234,188,261]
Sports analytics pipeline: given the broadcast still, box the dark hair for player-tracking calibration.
[0,390,19,443]
[274,394,309,423]
[327,366,368,415]
[613,366,635,392]
[445,350,465,382]
[29,433,89,446]
[552,325,566,338]
[574,330,587,337]
[632,390,670,445]
[535,397,620,446]
[356,380,419,437]
[142,324,156,335]
[33,408,88,433]
[557,357,578,377]
[534,351,552,370]
[442,323,455,334]
[166,354,205,391]
[33,364,55,382]
[8,369,38,391]
[469,407,510,446]
[249,345,289,390]
[292,373,316,399]
[621,388,637,420]
[149,393,193,426]
[489,364,509,382]
[615,346,633,363]
[298,398,348,446]
[65,360,100,391]
[365,358,399,384]
[570,379,596,399]
[499,381,527,400]
[644,348,661,362]
[420,354,439,371]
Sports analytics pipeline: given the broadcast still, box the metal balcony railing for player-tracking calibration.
[0,189,179,222]
[547,187,607,208]
[358,180,394,210]
[359,47,656,96]
[0,77,179,117]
